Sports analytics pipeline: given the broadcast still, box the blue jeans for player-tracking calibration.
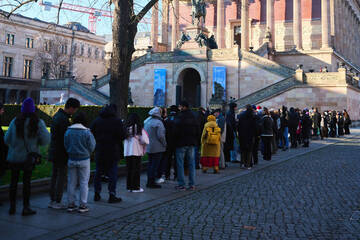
[280,127,289,148]
[147,152,163,184]
[67,159,90,206]
[94,161,118,196]
[176,146,195,187]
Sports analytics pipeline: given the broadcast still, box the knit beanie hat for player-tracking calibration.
[21,98,35,113]
[207,115,216,122]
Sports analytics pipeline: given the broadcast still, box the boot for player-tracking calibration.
[22,207,36,216]
[108,194,122,203]
[9,203,16,215]
[202,167,208,173]
[213,166,219,174]
[94,192,101,202]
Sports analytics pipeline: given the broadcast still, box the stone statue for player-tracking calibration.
[207,35,218,49]
[195,31,208,47]
[176,31,191,49]
[191,0,207,26]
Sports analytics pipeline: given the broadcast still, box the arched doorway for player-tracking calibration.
[177,68,201,107]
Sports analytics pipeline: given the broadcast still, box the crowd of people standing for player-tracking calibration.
[0,97,352,216]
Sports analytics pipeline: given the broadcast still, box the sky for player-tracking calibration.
[0,0,156,36]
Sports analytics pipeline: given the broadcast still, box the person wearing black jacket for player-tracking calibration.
[48,98,80,209]
[237,105,256,169]
[329,111,337,137]
[174,101,200,190]
[193,107,206,169]
[91,104,126,203]
[252,108,262,166]
[224,103,237,163]
[301,110,313,147]
[164,105,179,180]
[261,108,274,161]
[343,110,351,135]
[288,107,300,148]
[280,106,289,151]
[0,103,8,205]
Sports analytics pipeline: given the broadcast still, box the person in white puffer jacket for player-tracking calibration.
[124,113,149,193]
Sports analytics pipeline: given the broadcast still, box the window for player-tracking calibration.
[3,57,13,77]
[6,33,15,45]
[42,62,50,79]
[61,44,67,54]
[80,45,84,56]
[59,64,66,78]
[23,59,32,79]
[44,40,52,52]
[72,43,77,55]
[101,50,105,60]
[25,38,34,48]
[87,47,92,57]
[95,48,99,59]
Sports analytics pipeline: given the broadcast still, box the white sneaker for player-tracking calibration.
[132,188,144,193]
[52,202,67,210]
[48,201,56,208]
[155,178,165,184]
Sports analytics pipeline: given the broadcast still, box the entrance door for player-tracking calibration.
[178,68,201,107]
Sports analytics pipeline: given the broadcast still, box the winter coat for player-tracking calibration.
[144,107,167,153]
[280,111,289,129]
[261,115,274,136]
[193,110,206,146]
[174,109,200,148]
[288,109,300,129]
[124,126,149,157]
[0,117,8,175]
[48,108,70,165]
[301,115,313,138]
[64,124,96,161]
[201,118,221,157]
[90,105,126,166]
[224,109,236,151]
[237,109,256,150]
[5,118,50,163]
[164,112,177,150]
[313,112,321,129]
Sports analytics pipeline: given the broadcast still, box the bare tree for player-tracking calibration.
[2,0,160,117]
[34,36,70,79]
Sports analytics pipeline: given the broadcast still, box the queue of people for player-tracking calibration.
[0,98,352,216]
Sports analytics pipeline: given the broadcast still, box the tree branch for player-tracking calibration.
[134,0,158,24]
[56,0,64,24]
[4,0,37,18]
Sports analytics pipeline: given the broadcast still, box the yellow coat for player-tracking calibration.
[201,120,221,157]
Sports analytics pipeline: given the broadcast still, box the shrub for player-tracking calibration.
[1,105,153,126]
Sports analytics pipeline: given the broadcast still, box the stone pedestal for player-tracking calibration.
[180,26,209,50]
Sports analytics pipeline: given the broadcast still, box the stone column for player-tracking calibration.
[293,0,302,49]
[151,3,159,51]
[171,0,179,50]
[16,90,21,104]
[241,0,249,51]
[266,0,275,48]
[161,0,169,50]
[321,0,330,49]
[216,0,225,48]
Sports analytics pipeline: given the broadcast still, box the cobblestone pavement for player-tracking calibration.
[64,139,360,240]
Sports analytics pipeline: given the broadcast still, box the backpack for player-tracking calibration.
[205,126,221,145]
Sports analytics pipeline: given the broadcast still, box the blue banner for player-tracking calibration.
[154,69,166,106]
[212,66,226,100]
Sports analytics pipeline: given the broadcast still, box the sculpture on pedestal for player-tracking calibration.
[191,0,206,26]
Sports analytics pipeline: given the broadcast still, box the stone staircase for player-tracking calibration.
[236,76,301,108]
[42,78,109,105]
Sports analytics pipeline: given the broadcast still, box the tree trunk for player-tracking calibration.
[110,0,137,119]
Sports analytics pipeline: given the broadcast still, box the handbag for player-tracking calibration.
[24,137,42,168]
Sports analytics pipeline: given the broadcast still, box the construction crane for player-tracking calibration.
[38,0,151,34]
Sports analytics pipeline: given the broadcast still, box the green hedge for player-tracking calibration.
[2,105,153,126]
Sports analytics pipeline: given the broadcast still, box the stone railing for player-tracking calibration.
[236,77,300,108]
[240,50,295,77]
[254,42,269,57]
[42,78,109,105]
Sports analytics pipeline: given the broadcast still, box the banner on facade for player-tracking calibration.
[212,66,226,101]
[154,69,166,106]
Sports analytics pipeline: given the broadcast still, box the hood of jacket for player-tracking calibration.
[68,123,88,130]
[148,107,162,118]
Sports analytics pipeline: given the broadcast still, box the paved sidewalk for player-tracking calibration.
[0,130,359,240]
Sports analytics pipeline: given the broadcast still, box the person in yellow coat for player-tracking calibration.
[200,115,221,173]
